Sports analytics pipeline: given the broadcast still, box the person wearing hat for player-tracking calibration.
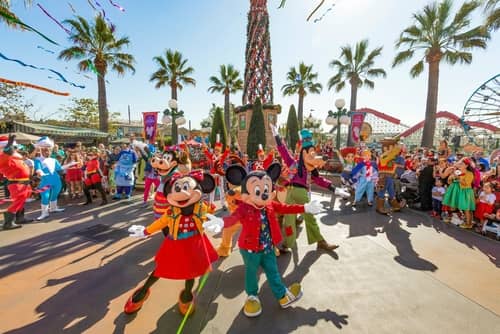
[376,138,406,214]
[252,144,274,171]
[203,134,230,210]
[271,126,350,251]
[0,135,34,229]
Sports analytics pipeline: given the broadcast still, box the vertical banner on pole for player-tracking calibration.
[350,112,366,144]
[143,112,159,144]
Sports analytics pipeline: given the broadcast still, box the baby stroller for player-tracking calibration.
[482,217,500,240]
[399,170,420,207]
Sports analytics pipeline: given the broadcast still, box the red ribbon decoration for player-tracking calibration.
[170,170,204,185]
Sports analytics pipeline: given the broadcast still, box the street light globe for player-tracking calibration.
[328,117,338,126]
[325,116,336,125]
[175,116,186,126]
[335,98,346,109]
[168,99,178,109]
[340,115,350,125]
[162,115,172,124]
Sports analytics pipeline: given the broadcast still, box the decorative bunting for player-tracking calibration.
[0,52,85,89]
[0,10,59,45]
[313,3,335,23]
[307,0,326,21]
[0,77,70,96]
[108,0,125,12]
[94,1,116,32]
[68,2,77,14]
[37,45,55,54]
[36,3,72,35]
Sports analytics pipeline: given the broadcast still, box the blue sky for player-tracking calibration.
[1,0,499,129]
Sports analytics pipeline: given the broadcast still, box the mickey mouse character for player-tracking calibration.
[203,163,322,318]
[125,170,219,316]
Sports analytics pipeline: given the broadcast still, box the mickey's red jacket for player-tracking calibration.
[223,201,305,252]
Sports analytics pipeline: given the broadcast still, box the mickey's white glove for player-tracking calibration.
[128,225,146,238]
[304,200,323,214]
[203,214,224,233]
[270,124,278,137]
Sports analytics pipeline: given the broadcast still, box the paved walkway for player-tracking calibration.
[0,193,499,334]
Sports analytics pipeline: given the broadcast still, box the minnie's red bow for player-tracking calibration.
[170,170,204,184]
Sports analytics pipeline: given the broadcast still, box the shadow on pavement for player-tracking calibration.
[4,236,160,334]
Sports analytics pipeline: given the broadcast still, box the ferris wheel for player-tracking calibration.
[462,74,500,141]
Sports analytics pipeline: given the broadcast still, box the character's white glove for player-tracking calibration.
[128,225,146,238]
[203,214,224,233]
[304,200,323,214]
[270,124,279,137]
[334,187,351,198]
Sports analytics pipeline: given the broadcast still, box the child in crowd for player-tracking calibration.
[431,178,445,218]
[65,150,83,199]
[108,161,117,195]
[474,182,496,232]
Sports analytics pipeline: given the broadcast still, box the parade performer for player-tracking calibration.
[34,137,68,221]
[151,150,181,219]
[203,134,230,209]
[125,170,219,316]
[134,141,160,207]
[82,147,108,206]
[216,183,242,257]
[351,150,377,207]
[338,147,357,183]
[203,163,322,317]
[376,138,406,215]
[271,126,349,251]
[0,135,33,229]
[252,144,274,171]
[113,146,137,200]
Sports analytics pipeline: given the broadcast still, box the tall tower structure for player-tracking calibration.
[243,0,273,104]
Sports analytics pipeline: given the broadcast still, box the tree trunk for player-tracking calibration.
[298,92,304,129]
[224,91,231,145]
[421,59,440,148]
[347,80,358,147]
[96,62,108,140]
[171,84,178,144]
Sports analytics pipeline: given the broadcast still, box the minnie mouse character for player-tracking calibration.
[203,163,322,318]
[125,170,219,316]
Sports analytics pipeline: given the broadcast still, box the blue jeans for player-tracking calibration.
[432,199,442,214]
[377,175,395,199]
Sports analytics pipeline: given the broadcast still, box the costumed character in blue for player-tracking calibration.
[113,146,137,200]
[34,137,74,221]
[350,150,377,207]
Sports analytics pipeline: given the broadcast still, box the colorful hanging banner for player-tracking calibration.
[0,10,59,45]
[350,112,366,144]
[143,112,159,144]
[0,77,70,96]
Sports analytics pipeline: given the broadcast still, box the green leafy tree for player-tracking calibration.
[481,0,500,30]
[200,103,217,129]
[150,49,196,143]
[393,0,489,147]
[286,104,299,150]
[210,107,228,149]
[0,0,32,28]
[247,98,266,160]
[328,40,386,113]
[0,83,32,126]
[208,64,243,140]
[62,98,99,127]
[59,15,135,134]
[281,62,322,128]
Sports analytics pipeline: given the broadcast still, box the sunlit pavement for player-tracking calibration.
[0,192,499,334]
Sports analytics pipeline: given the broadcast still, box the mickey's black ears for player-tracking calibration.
[266,163,281,183]
[226,165,247,186]
[200,173,216,193]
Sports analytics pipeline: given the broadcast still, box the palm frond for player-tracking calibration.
[409,60,425,78]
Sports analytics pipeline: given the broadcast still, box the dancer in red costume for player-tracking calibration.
[0,135,33,230]
[252,144,274,171]
[204,134,230,209]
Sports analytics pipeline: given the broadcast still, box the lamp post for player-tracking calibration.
[162,99,186,144]
[325,98,350,149]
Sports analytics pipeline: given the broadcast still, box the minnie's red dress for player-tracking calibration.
[144,202,218,279]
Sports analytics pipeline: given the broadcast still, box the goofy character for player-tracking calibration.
[34,137,68,221]
[203,163,322,317]
[272,126,349,251]
[125,170,219,316]
[376,138,406,214]
[0,135,33,229]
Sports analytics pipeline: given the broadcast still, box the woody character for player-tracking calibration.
[376,138,406,214]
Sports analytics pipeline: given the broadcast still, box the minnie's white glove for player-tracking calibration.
[304,200,323,214]
[128,225,146,238]
[203,214,224,233]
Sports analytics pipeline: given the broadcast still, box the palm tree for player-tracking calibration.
[208,64,243,140]
[393,0,489,147]
[328,39,386,114]
[281,62,322,128]
[481,0,500,30]
[0,0,31,28]
[59,15,135,134]
[150,49,195,143]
